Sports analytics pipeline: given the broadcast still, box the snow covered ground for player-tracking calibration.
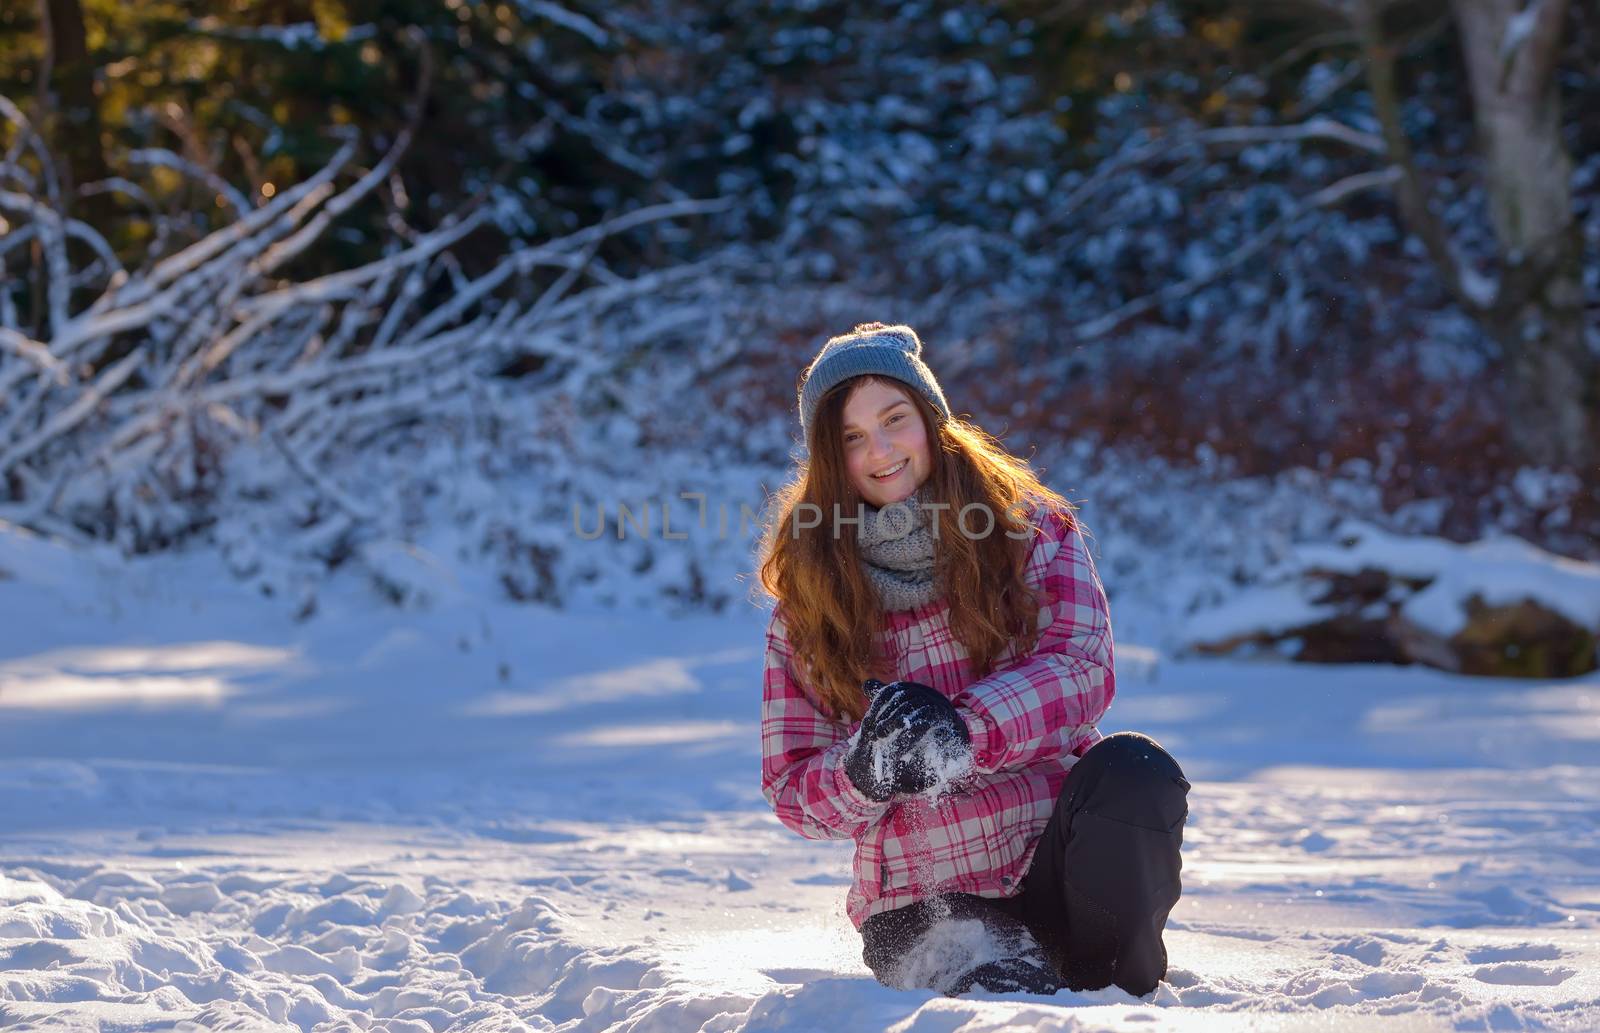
[2,524,1598,1031]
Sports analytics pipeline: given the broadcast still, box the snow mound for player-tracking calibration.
[1182,521,1600,676]
[1295,523,1600,636]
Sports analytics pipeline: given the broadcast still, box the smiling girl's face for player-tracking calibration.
[839,378,932,507]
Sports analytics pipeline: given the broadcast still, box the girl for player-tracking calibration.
[756,322,1190,997]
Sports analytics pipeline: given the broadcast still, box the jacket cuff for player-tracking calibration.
[955,704,1002,773]
[827,743,892,820]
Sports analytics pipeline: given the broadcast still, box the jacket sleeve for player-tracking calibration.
[760,610,891,840]
[953,509,1115,775]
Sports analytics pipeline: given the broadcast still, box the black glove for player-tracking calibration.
[844,679,972,801]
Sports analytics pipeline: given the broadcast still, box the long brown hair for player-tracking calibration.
[757,374,1075,722]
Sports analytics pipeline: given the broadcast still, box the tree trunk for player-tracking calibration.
[36,0,109,209]
[1451,0,1593,469]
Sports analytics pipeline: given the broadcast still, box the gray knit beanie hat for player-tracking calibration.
[797,323,952,442]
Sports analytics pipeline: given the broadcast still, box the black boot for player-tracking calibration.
[947,955,1064,996]
[862,893,1060,996]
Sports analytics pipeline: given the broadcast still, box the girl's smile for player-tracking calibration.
[871,459,908,480]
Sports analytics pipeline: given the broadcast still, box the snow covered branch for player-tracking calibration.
[0,97,738,564]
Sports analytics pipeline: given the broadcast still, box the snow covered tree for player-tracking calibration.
[1275,0,1592,468]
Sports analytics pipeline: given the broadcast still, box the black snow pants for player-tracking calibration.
[860,731,1190,997]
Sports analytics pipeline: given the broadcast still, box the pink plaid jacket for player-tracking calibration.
[760,505,1115,928]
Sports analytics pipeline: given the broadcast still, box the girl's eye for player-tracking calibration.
[844,434,861,444]
[887,413,904,425]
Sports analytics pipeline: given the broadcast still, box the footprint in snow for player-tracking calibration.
[1296,830,1335,852]
[1465,943,1563,963]
[1472,962,1576,986]
[1330,935,1386,967]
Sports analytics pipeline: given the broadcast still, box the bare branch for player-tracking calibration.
[127,149,251,215]
[0,222,39,260]
[0,327,68,381]
[1261,28,1360,78]
[1288,12,1452,118]
[1183,119,1386,155]
[1041,118,1384,234]
[1353,0,1491,313]
[77,176,157,210]
[0,94,61,205]
[1074,168,1401,341]
[0,192,74,338]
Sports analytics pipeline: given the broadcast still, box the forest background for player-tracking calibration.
[1,0,1596,657]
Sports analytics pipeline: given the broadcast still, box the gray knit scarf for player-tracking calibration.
[856,484,941,612]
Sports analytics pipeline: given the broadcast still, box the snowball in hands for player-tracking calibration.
[844,679,973,801]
